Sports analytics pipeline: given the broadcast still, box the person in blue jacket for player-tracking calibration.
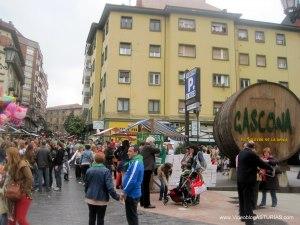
[122,146,144,225]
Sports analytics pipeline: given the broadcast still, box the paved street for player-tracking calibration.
[28,171,300,225]
[29,175,205,225]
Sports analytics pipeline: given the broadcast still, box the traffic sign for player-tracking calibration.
[185,68,201,111]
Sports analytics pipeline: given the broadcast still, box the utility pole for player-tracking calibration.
[184,69,190,145]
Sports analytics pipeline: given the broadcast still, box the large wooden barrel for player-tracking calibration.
[213,82,300,163]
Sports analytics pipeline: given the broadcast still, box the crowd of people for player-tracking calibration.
[0,135,283,225]
[0,135,165,225]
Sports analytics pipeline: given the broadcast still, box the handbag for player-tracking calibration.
[191,179,206,196]
[5,181,22,201]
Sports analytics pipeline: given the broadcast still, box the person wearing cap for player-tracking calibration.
[236,141,273,225]
[140,136,160,208]
[122,145,144,225]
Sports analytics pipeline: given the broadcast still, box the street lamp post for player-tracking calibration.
[281,0,300,23]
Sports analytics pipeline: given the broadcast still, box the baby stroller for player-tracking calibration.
[167,169,206,207]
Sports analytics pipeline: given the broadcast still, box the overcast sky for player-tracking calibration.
[0,0,286,107]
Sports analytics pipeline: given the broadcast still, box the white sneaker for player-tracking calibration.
[53,187,61,191]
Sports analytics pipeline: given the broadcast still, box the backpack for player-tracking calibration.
[193,151,207,172]
[75,156,81,165]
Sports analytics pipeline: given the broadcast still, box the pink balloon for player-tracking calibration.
[4,103,28,122]
[0,114,8,126]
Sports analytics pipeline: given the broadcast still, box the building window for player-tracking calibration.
[26,47,34,56]
[121,16,132,29]
[118,70,131,84]
[148,100,160,114]
[256,55,266,67]
[91,83,94,96]
[213,102,223,115]
[149,45,161,57]
[150,19,161,32]
[117,98,129,112]
[277,57,287,69]
[257,79,267,83]
[255,31,265,42]
[211,22,227,35]
[178,100,185,113]
[276,34,285,45]
[149,72,160,85]
[102,100,105,114]
[100,78,103,92]
[178,44,196,57]
[103,73,106,88]
[101,53,104,66]
[279,81,289,88]
[92,59,95,72]
[213,74,229,87]
[25,60,33,67]
[104,46,108,60]
[239,53,249,65]
[178,71,185,85]
[105,21,109,35]
[26,55,34,61]
[178,18,196,31]
[119,42,131,55]
[238,29,248,41]
[212,47,229,60]
[240,79,250,88]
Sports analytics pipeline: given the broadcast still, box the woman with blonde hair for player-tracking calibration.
[5,147,33,225]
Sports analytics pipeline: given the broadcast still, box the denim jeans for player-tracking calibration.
[49,165,54,187]
[159,178,168,200]
[32,164,39,190]
[38,167,49,191]
[54,165,63,188]
[0,213,7,225]
[261,190,277,206]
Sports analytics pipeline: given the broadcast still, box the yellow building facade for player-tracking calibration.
[85,3,300,131]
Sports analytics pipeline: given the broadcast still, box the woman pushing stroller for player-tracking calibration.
[167,146,207,207]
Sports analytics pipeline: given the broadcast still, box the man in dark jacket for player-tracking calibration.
[140,136,160,208]
[36,140,51,192]
[52,142,65,191]
[237,141,273,225]
[114,140,130,188]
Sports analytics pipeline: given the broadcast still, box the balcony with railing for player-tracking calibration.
[4,46,24,84]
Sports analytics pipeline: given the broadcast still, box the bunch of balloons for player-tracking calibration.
[0,95,27,127]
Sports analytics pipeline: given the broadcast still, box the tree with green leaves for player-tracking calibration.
[63,114,85,137]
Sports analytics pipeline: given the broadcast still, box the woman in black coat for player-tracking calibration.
[259,147,279,207]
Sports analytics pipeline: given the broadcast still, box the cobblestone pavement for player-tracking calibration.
[28,176,207,225]
[28,175,293,225]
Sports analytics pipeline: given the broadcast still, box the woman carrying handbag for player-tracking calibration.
[5,147,33,225]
